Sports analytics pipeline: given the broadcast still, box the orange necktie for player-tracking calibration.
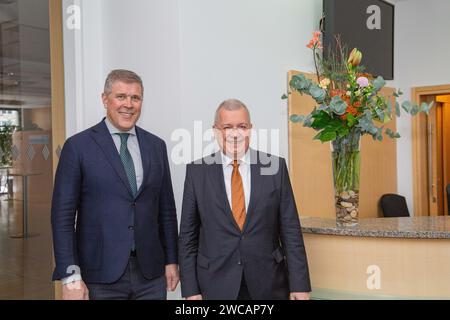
[231,160,246,230]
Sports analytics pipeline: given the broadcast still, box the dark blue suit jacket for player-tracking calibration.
[51,120,178,283]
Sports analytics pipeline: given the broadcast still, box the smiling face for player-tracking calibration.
[214,107,252,159]
[102,81,143,131]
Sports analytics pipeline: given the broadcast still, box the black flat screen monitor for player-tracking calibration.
[323,0,395,80]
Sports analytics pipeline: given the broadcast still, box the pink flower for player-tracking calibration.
[356,76,369,88]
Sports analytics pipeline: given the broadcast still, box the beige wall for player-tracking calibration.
[305,233,450,299]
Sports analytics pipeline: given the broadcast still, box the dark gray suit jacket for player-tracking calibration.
[179,150,311,299]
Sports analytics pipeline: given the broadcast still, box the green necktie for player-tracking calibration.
[117,133,138,196]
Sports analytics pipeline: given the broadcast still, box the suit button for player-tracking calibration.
[238,261,242,265]
[128,226,134,230]
[131,202,136,207]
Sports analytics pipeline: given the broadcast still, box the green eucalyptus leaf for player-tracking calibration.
[330,96,347,115]
[421,101,434,115]
[290,114,305,123]
[357,110,377,135]
[387,101,393,114]
[375,127,383,141]
[303,114,314,127]
[317,104,331,112]
[386,128,401,139]
[290,74,312,92]
[395,101,401,117]
[309,85,327,103]
[375,108,385,122]
[373,76,386,92]
[411,103,420,116]
[401,101,413,114]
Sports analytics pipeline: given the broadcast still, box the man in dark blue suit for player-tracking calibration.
[51,69,179,300]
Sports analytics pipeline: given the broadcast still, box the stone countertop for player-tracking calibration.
[300,216,450,239]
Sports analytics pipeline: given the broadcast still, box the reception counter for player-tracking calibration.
[300,216,450,299]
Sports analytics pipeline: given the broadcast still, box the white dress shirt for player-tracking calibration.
[221,151,251,212]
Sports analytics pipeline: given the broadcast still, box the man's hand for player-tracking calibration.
[186,294,203,300]
[165,264,180,291]
[290,292,310,300]
[62,280,89,300]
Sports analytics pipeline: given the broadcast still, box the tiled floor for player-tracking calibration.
[0,194,54,299]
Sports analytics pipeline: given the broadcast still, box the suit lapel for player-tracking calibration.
[243,149,262,232]
[135,126,150,197]
[90,120,134,197]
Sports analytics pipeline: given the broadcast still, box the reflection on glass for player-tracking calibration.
[0,0,53,299]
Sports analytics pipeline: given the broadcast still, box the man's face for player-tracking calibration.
[102,81,143,131]
[214,107,252,159]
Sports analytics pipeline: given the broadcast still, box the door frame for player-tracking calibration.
[412,84,450,216]
[49,0,66,299]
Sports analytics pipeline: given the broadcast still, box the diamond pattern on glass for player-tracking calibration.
[42,145,50,161]
[11,145,20,161]
[56,145,62,158]
[26,145,35,161]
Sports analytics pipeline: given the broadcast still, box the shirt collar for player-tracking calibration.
[221,149,251,167]
[104,117,136,136]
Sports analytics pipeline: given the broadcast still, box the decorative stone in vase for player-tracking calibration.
[331,129,361,227]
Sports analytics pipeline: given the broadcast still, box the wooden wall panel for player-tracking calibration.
[49,0,65,300]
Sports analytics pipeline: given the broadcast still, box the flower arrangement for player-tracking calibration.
[283,31,433,226]
[284,31,433,142]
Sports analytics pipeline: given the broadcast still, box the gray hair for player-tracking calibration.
[103,69,144,95]
[214,99,251,125]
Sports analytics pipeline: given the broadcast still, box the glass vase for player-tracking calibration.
[331,129,361,227]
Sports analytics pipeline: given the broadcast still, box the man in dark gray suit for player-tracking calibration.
[178,99,311,300]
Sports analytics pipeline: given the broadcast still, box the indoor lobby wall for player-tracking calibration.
[391,0,450,215]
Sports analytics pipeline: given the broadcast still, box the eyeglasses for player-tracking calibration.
[114,94,142,103]
[214,124,251,135]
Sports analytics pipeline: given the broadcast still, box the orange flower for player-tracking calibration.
[330,89,346,97]
[340,106,357,120]
[306,31,322,49]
